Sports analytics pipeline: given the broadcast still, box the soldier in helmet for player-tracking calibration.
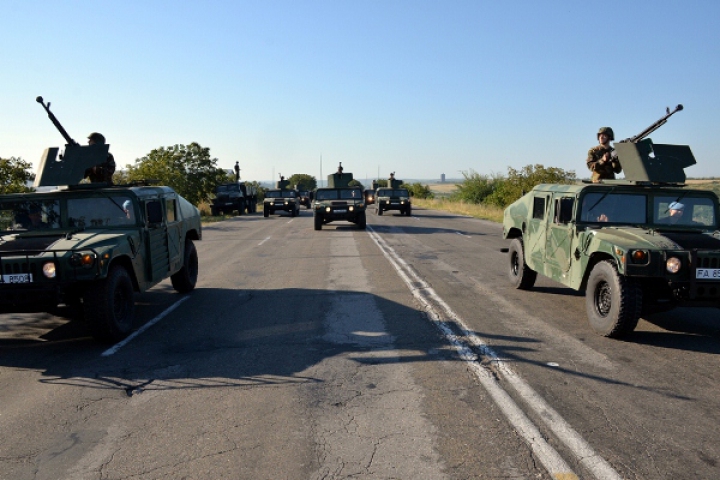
[587,127,622,183]
[84,132,116,184]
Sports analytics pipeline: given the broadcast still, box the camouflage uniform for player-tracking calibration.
[586,145,621,182]
[84,152,116,184]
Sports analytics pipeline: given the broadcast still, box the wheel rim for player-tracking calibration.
[113,283,131,327]
[510,252,519,277]
[594,281,612,317]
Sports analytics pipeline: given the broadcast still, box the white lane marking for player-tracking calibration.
[367,226,623,480]
[101,297,189,357]
[455,231,470,237]
[258,236,271,246]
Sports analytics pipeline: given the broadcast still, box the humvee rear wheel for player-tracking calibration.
[508,238,537,290]
[84,265,135,343]
[314,214,322,230]
[263,204,269,217]
[171,239,199,293]
[586,260,641,338]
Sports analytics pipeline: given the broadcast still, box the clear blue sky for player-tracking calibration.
[2,0,719,183]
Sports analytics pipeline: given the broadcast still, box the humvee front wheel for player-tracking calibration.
[171,239,199,293]
[357,211,367,229]
[314,214,322,230]
[377,206,383,216]
[508,238,536,290]
[586,260,642,338]
[263,204,269,217]
[84,265,135,343]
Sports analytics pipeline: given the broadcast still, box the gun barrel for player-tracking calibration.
[36,96,78,146]
[620,104,683,143]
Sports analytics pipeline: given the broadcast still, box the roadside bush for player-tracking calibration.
[452,170,501,204]
[406,182,434,199]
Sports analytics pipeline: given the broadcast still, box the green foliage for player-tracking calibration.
[376,179,388,188]
[0,157,35,194]
[405,182,434,199]
[287,173,317,191]
[124,143,228,205]
[454,165,576,208]
[348,179,364,189]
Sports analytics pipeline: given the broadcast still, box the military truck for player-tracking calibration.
[0,97,203,343]
[313,163,367,230]
[503,105,720,338]
[263,175,300,217]
[211,183,247,216]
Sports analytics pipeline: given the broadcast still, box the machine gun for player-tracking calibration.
[619,104,683,143]
[613,104,695,183]
[36,96,79,146]
[34,96,109,187]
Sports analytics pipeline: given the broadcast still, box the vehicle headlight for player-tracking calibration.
[666,257,681,274]
[42,262,56,278]
[349,206,354,212]
[358,203,364,208]
[70,252,96,268]
[325,207,331,213]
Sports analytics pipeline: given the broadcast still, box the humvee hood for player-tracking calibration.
[53,231,130,250]
[592,227,720,250]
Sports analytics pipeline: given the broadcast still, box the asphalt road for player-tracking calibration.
[1,207,720,479]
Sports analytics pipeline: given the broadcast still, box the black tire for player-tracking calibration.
[377,205,383,216]
[211,206,219,216]
[171,239,199,293]
[84,265,135,343]
[291,206,297,217]
[314,214,322,230]
[508,238,537,290]
[237,201,245,216]
[586,260,642,338]
[406,205,412,216]
[263,204,269,218]
[357,211,367,229]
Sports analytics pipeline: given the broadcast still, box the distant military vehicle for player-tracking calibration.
[375,174,411,215]
[263,175,300,217]
[211,183,247,216]
[0,97,203,343]
[298,190,312,209]
[502,105,720,338]
[313,163,366,230]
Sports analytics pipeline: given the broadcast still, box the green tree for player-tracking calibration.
[487,164,576,207]
[124,143,228,205]
[0,157,35,194]
[405,182,434,199]
[348,179,364,189]
[453,170,499,204]
[287,173,317,191]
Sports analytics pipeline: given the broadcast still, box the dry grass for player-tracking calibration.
[413,198,503,223]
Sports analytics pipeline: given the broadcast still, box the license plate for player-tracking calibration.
[334,209,347,213]
[1,274,33,284]
[696,268,720,279]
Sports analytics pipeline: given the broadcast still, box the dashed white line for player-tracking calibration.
[258,236,271,246]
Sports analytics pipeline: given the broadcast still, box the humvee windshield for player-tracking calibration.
[265,191,297,199]
[1,199,61,231]
[216,185,240,193]
[579,192,716,228]
[377,189,409,197]
[315,189,362,201]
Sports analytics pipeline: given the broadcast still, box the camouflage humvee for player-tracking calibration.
[263,189,300,217]
[375,187,412,216]
[312,163,366,230]
[0,185,202,342]
[503,122,720,338]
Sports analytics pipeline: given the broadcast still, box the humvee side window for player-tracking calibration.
[166,199,177,223]
[532,197,545,219]
[146,200,163,224]
[554,197,574,224]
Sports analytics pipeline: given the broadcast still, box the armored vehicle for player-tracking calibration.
[375,187,412,216]
[0,96,203,343]
[211,183,247,216]
[263,189,300,217]
[313,163,366,230]
[0,185,202,342]
[503,105,720,338]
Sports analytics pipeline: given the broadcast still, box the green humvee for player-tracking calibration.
[263,189,300,217]
[313,187,367,230]
[0,185,202,342]
[375,187,412,216]
[503,130,720,338]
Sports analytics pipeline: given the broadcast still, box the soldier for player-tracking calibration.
[587,127,622,183]
[84,132,116,184]
[234,161,240,182]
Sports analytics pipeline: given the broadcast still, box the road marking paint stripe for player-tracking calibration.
[367,226,623,480]
[101,297,189,357]
[258,236,271,246]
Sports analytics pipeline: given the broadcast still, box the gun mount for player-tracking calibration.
[327,162,354,188]
[34,96,109,187]
[613,104,695,184]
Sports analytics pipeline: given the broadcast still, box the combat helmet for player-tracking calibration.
[87,132,106,144]
[597,127,614,141]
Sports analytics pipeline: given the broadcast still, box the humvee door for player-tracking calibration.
[544,195,575,279]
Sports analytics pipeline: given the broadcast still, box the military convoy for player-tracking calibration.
[503,105,720,338]
[0,97,202,343]
[312,163,366,230]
